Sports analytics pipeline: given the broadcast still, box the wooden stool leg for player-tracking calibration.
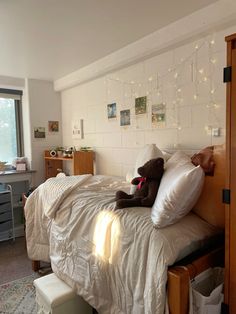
[32,260,40,272]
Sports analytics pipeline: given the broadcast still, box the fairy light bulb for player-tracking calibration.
[130,80,135,84]
[199,68,204,74]
[193,94,198,100]
[210,39,215,45]
[177,88,181,93]
[148,77,153,82]
[174,72,178,79]
[195,44,199,50]
[210,58,217,64]
[210,89,215,94]
[203,77,208,82]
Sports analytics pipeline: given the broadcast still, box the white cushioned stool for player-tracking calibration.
[33,273,93,314]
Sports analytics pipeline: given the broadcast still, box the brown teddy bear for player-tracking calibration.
[115,158,164,209]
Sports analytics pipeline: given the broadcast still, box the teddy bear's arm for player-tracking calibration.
[141,182,159,207]
[131,177,141,185]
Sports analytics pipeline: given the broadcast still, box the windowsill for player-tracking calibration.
[0,170,36,176]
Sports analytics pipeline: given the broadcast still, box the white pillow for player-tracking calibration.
[133,144,164,178]
[129,144,164,193]
[161,150,172,161]
[151,151,204,228]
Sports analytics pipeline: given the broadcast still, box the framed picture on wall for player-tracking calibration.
[135,96,147,115]
[152,103,166,128]
[34,127,46,138]
[48,121,59,132]
[107,103,117,119]
[120,110,131,126]
[72,119,84,139]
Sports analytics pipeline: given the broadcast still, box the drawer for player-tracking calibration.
[0,202,11,214]
[0,229,13,241]
[0,220,13,232]
[0,192,11,204]
[0,211,12,223]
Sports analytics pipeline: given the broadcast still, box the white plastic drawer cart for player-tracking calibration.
[0,183,15,241]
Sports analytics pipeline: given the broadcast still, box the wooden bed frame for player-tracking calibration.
[28,145,225,313]
[168,246,224,314]
[167,144,225,314]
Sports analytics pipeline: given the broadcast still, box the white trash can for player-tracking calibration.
[190,267,224,314]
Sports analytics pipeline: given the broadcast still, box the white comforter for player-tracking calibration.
[25,175,219,314]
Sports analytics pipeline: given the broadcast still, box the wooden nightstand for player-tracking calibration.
[44,150,94,179]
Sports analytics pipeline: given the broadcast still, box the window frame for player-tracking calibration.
[0,88,24,163]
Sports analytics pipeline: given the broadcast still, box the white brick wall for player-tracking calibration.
[61,25,236,176]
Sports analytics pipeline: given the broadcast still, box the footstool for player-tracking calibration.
[33,273,93,314]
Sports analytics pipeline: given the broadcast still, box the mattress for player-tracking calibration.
[25,174,222,314]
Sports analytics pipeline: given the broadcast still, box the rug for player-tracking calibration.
[0,273,39,314]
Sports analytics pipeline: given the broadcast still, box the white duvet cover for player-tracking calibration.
[25,175,220,314]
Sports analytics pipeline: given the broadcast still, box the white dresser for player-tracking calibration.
[0,170,36,240]
[0,184,14,241]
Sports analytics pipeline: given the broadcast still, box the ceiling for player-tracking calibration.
[0,0,218,81]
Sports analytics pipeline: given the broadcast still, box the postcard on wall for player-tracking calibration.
[48,121,59,132]
[107,103,117,119]
[135,96,147,115]
[120,109,131,126]
[152,103,166,128]
[72,120,83,139]
[34,127,46,138]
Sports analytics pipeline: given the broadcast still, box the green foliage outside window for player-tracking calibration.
[0,98,17,164]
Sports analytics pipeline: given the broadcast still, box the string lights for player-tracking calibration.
[105,34,222,142]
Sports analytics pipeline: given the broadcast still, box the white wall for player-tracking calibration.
[60,25,235,178]
[0,75,25,89]
[0,76,62,185]
[27,79,62,185]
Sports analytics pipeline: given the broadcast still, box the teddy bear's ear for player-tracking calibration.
[137,157,164,178]
[156,157,164,166]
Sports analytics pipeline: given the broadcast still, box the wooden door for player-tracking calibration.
[225,33,236,313]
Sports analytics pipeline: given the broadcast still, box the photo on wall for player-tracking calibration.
[120,109,131,126]
[72,120,83,139]
[34,127,46,138]
[48,121,59,132]
[135,96,147,115]
[152,103,166,128]
[107,103,117,119]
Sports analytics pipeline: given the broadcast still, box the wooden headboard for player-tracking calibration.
[193,144,225,229]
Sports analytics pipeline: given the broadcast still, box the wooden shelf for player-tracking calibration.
[44,150,94,179]
[44,156,73,161]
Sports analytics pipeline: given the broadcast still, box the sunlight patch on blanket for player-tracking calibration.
[93,210,120,264]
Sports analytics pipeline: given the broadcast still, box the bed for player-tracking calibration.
[24,144,225,314]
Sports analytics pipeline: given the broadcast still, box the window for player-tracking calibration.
[0,89,23,164]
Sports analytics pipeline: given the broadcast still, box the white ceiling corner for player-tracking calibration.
[1,0,235,89]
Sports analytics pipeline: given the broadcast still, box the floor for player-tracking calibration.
[0,236,35,285]
[0,236,98,313]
